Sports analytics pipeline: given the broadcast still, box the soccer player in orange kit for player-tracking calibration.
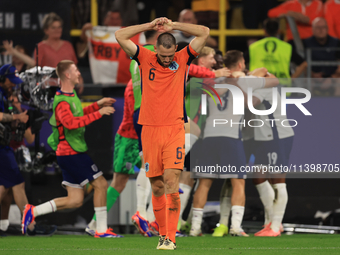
[115,17,209,250]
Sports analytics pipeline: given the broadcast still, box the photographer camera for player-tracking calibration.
[0,64,56,237]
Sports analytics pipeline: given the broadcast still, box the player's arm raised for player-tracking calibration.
[172,22,209,54]
[115,18,162,57]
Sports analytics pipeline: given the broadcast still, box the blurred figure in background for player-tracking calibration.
[304,17,340,79]
[249,18,307,83]
[1,44,33,73]
[268,0,323,45]
[173,9,217,48]
[324,0,340,40]
[2,13,83,94]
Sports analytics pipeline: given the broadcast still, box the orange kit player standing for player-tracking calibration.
[115,17,209,250]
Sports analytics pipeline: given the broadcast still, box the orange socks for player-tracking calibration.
[152,192,181,243]
[152,194,166,236]
[166,192,180,243]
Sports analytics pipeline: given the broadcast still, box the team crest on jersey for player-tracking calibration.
[169,61,179,71]
[91,164,98,172]
[145,162,149,172]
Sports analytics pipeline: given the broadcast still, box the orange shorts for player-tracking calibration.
[141,124,185,178]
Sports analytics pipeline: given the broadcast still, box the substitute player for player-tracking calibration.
[21,60,118,238]
[85,79,138,237]
[115,17,209,250]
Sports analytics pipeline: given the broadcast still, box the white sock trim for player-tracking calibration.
[185,133,198,155]
[95,206,107,233]
[136,168,151,218]
[231,205,245,230]
[34,200,57,217]
[192,207,204,230]
[271,183,288,232]
[179,183,192,217]
[256,181,274,225]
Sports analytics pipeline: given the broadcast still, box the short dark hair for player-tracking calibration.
[215,49,223,56]
[157,32,176,49]
[223,50,244,68]
[144,30,158,41]
[14,45,28,55]
[264,18,279,37]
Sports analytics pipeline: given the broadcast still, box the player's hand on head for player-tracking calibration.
[150,18,165,30]
[99,106,115,116]
[17,110,29,123]
[97,97,116,107]
[156,18,173,32]
[162,18,173,32]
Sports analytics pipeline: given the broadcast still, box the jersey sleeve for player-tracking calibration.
[186,44,200,65]
[189,64,216,78]
[83,102,100,115]
[131,45,151,66]
[56,102,101,130]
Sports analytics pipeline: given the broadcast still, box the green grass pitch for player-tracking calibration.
[1,234,340,255]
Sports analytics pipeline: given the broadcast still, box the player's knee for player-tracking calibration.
[74,200,83,208]
[68,198,83,208]
[91,176,108,190]
[152,185,163,196]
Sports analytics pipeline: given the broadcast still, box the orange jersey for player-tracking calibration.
[133,44,199,126]
[268,0,323,41]
[324,0,340,39]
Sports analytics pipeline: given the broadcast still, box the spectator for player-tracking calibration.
[112,0,139,26]
[11,46,30,73]
[2,13,82,94]
[268,0,323,43]
[78,10,145,88]
[304,17,340,78]
[33,13,78,68]
[173,9,217,48]
[324,0,340,40]
[77,9,123,58]
[1,42,34,73]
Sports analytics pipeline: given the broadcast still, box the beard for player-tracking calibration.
[156,55,171,68]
